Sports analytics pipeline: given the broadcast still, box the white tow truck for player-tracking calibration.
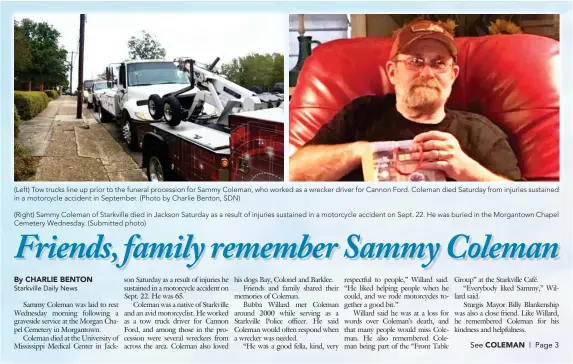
[138,57,285,181]
[97,59,199,150]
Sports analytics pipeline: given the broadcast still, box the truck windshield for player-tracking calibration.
[127,62,190,87]
[93,82,107,90]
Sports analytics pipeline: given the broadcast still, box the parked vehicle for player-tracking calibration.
[271,82,284,93]
[87,80,107,110]
[83,79,97,103]
[97,60,195,150]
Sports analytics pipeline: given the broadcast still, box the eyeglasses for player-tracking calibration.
[394,57,454,73]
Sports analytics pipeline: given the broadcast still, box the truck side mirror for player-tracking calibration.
[119,64,126,88]
[188,60,195,87]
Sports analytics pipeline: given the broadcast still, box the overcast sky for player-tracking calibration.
[15,13,285,90]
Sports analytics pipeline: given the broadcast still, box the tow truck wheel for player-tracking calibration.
[148,156,165,181]
[148,94,164,120]
[163,96,182,127]
[99,104,111,123]
[147,151,172,182]
[122,112,138,151]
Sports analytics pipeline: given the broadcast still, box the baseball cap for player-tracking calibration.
[390,20,457,61]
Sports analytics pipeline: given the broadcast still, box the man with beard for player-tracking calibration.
[289,20,521,182]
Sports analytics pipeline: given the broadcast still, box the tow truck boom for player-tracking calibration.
[147,57,281,127]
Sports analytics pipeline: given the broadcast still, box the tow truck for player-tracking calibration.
[137,57,284,182]
[98,59,198,150]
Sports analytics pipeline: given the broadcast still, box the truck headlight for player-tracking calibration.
[135,112,153,121]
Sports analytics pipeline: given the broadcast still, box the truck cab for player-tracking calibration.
[98,60,196,150]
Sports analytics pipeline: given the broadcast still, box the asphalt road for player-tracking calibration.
[86,106,143,167]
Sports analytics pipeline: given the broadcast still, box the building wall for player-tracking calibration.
[289,14,350,69]
[355,14,559,39]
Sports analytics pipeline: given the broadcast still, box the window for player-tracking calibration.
[289,14,351,69]
[126,62,190,87]
[83,80,95,89]
[93,82,107,90]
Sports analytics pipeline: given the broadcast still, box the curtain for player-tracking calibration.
[289,14,350,69]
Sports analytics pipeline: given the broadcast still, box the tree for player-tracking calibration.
[15,18,69,89]
[14,20,32,75]
[127,31,166,60]
[220,53,284,92]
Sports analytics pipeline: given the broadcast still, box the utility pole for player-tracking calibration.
[68,51,76,95]
[77,14,86,119]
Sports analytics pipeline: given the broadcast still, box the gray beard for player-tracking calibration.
[401,86,442,114]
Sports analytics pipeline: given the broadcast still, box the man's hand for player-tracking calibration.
[289,141,370,181]
[411,131,510,181]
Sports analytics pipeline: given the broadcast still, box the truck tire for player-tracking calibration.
[122,111,139,151]
[147,149,172,182]
[148,94,164,120]
[163,96,182,127]
[99,104,112,123]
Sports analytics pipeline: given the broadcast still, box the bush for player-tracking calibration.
[38,91,50,106]
[13,107,36,181]
[14,104,21,138]
[14,91,50,120]
[14,141,37,181]
[44,90,59,99]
